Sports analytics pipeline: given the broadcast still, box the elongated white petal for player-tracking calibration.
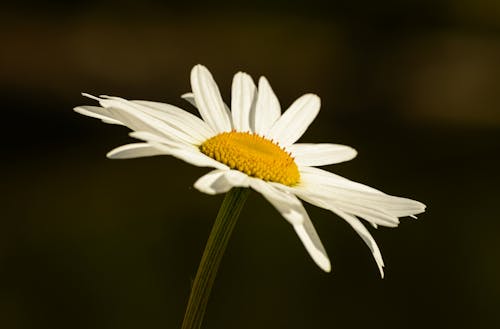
[194,169,250,195]
[74,105,114,123]
[146,141,228,170]
[289,143,357,166]
[90,97,193,146]
[170,148,228,170]
[332,200,399,227]
[253,76,281,136]
[330,206,385,278]
[100,96,204,145]
[181,92,232,116]
[298,194,384,277]
[74,106,123,125]
[181,93,196,107]
[298,167,426,218]
[129,131,226,169]
[293,218,331,272]
[133,100,215,141]
[105,106,161,134]
[190,65,232,133]
[81,92,101,101]
[106,143,166,159]
[194,170,230,194]
[250,179,330,271]
[249,179,305,225]
[231,72,256,132]
[186,91,234,124]
[129,131,186,148]
[292,185,400,228]
[299,166,383,194]
[268,94,320,147]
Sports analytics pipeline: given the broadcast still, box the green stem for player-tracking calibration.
[181,187,250,329]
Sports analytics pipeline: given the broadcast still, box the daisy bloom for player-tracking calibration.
[75,64,425,277]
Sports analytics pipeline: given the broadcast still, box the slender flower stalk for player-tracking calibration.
[181,188,250,329]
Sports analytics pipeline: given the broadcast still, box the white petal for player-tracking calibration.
[74,106,123,125]
[91,97,193,146]
[194,170,229,195]
[289,143,357,166]
[190,65,232,133]
[330,206,385,278]
[170,148,228,170]
[182,92,232,116]
[299,167,426,218]
[331,200,399,227]
[250,179,330,272]
[299,166,383,194]
[129,131,186,148]
[132,100,215,141]
[231,72,256,132]
[80,94,145,128]
[194,169,250,195]
[293,218,331,272]
[106,143,166,159]
[249,179,305,225]
[268,94,320,147]
[149,141,228,170]
[298,195,384,277]
[253,76,281,136]
[129,131,228,170]
[181,93,196,107]
[293,183,400,228]
[101,96,204,145]
[81,92,101,101]
[105,106,159,134]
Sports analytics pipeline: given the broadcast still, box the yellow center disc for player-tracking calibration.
[200,131,300,186]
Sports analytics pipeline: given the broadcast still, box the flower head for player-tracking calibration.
[75,64,425,277]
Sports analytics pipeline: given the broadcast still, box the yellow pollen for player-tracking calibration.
[200,131,300,186]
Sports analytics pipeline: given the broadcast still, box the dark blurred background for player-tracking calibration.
[1,1,499,328]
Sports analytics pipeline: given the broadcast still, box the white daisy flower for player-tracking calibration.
[75,64,425,277]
